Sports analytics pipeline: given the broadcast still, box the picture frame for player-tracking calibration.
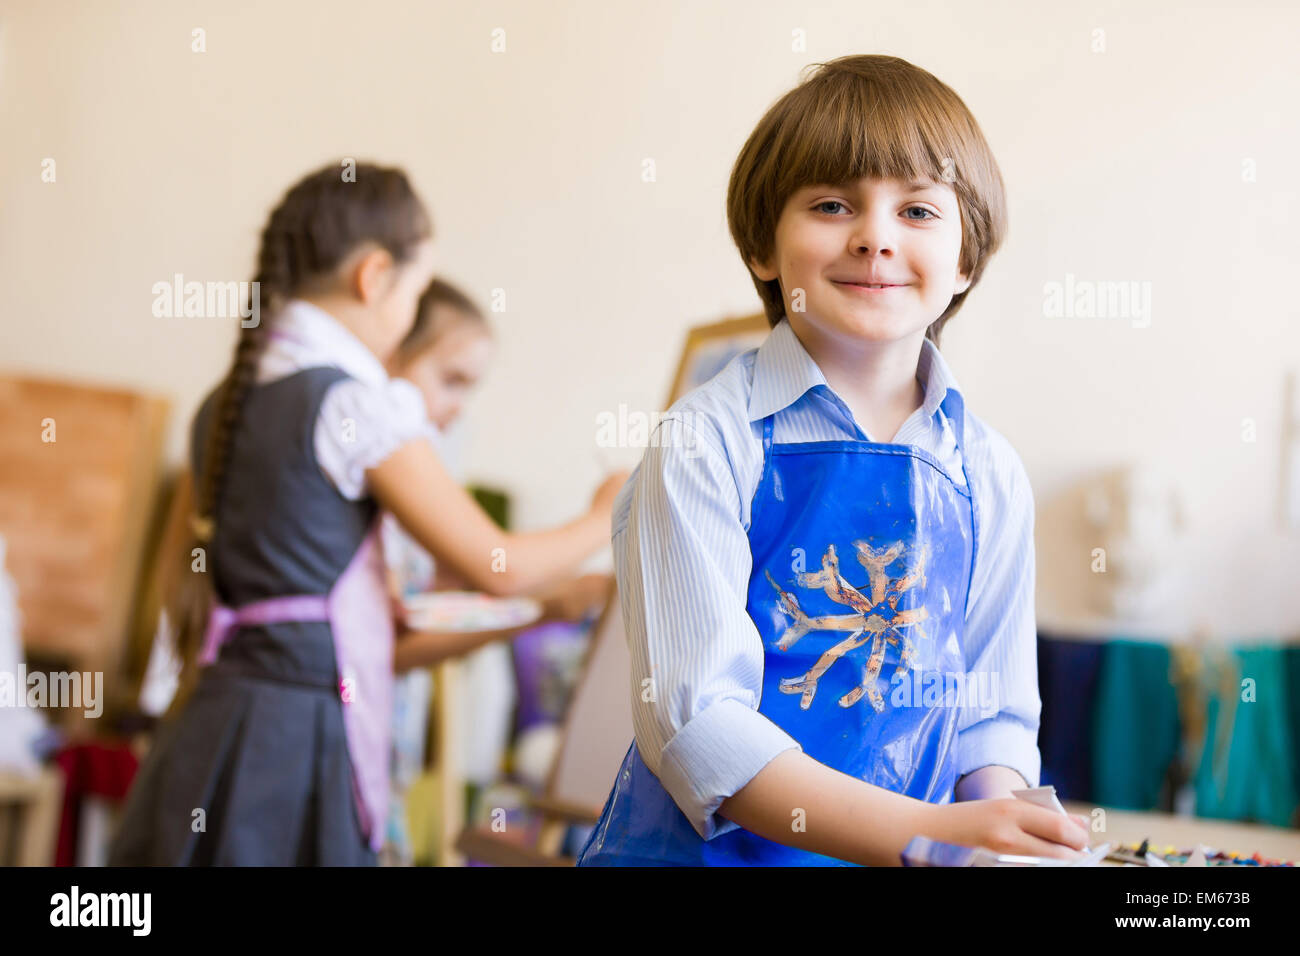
[664,312,771,407]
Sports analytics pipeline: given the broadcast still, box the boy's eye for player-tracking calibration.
[813,201,937,220]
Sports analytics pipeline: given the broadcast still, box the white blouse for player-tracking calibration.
[256,299,434,500]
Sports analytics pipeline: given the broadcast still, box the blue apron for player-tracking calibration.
[577,392,979,865]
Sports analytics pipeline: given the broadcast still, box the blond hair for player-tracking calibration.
[726,55,1007,344]
[395,277,490,361]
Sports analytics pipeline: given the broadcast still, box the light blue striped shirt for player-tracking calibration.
[613,319,1041,841]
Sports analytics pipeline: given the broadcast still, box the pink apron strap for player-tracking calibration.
[199,594,332,666]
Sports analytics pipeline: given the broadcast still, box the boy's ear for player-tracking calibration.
[954,267,972,296]
[749,255,779,283]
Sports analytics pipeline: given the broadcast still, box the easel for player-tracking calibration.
[453,584,630,865]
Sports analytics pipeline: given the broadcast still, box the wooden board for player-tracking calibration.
[0,375,168,723]
[544,583,634,815]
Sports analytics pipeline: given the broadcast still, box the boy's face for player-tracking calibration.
[752,176,971,349]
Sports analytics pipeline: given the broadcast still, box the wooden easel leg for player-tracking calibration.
[432,659,464,867]
[16,767,65,867]
[536,817,567,857]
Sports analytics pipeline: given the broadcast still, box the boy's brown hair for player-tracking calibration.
[726,55,1007,345]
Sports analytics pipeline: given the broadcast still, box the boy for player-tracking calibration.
[577,55,1090,866]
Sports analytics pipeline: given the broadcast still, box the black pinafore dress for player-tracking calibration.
[109,367,393,866]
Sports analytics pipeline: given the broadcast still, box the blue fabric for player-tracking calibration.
[1036,633,1104,801]
[579,393,977,865]
[1089,640,1181,811]
[1286,647,1300,814]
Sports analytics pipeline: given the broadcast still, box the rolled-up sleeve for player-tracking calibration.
[615,414,801,840]
[953,436,1042,790]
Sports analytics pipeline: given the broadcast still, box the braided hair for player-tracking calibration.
[169,162,431,676]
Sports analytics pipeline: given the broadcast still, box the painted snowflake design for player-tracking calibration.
[765,540,930,713]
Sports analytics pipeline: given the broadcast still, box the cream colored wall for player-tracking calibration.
[3,1,1297,637]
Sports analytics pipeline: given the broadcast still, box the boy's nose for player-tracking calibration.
[849,231,897,257]
[849,211,900,256]
[851,242,896,257]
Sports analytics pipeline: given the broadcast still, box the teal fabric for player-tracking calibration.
[1090,640,1181,810]
[1193,645,1298,827]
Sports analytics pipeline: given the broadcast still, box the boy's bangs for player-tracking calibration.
[776,80,963,198]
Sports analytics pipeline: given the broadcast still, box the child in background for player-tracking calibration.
[109,161,624,866]
[379,278,611,864]
[379,279,491,604]
[578,55,1092,866]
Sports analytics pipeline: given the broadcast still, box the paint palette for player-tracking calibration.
[1106,839,1297,867]
[402,591,542,633]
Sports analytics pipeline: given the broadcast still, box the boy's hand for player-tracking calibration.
[920,799,1091,861]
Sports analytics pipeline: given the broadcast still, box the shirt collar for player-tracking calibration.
[747,319,965,431]
[915,332,965,425]
[747,319,830,423]
[270,299,391,388]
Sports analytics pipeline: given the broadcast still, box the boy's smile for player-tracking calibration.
[752,176,971,354]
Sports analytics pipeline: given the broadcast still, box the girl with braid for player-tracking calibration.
[109,162,625,866]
